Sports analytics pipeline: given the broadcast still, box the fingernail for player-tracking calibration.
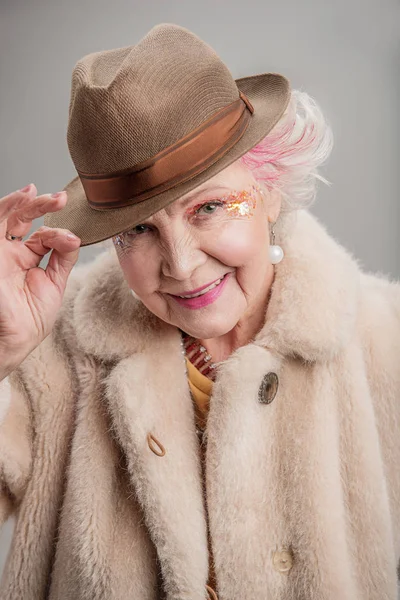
[66,233,80,241]
[51,191,64,199]
[19,184,32,193]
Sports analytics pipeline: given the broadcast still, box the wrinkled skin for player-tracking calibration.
[0,184,80,379]
[115,162,281,362]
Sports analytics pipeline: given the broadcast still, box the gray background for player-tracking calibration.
[1,0,399,579]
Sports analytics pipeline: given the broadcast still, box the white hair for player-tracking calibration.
[239,88,334,212]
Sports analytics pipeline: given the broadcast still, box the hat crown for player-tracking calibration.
[67,23,239,175]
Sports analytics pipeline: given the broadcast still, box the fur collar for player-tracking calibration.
[70,209,361,363]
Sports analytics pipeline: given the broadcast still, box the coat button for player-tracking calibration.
[258,372,279,404]
[272,548,294,573]
[206,584,218,599]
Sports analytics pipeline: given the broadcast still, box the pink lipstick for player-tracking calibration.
[168,273,231,310]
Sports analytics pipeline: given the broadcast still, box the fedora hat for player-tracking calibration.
[44,23,290,246]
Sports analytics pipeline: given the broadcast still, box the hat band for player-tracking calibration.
[77,91,254,210]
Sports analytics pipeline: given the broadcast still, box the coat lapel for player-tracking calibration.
[102,324,210,600]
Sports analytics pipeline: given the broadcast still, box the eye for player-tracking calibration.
[195,201,224,215]
[113,224,151,248]
[126,224,151,236]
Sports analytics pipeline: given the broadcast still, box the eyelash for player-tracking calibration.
[192,200,225,216]
[124,200,225,237]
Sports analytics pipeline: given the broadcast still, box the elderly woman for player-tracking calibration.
[0,22,399,600]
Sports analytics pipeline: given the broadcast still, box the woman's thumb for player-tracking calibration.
[45,245,81,295]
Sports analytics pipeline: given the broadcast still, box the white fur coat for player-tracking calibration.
[1,209,400,600]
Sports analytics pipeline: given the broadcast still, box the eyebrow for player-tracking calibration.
[141,183,231,225]
[178,184,229,208]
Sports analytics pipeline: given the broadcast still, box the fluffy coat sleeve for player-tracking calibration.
[0,260,90,529]
[0,370,32,524]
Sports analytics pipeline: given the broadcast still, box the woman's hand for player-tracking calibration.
[0,184,81,376]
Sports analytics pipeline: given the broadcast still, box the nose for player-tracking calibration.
[160,226,206,281]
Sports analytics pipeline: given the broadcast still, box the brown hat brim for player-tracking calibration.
[44,73,290,247]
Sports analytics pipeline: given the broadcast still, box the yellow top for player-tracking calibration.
[185,357,213,429]
[185,357,217,592]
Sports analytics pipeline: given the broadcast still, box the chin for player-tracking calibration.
[179,313,241,340]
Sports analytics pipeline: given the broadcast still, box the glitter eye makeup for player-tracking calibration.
[187,183,261,219]
[113,234,125,248]
[113,184,263,249]
[225,184,260,218]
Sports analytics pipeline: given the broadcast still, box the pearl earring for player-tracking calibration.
[269,221,284,265]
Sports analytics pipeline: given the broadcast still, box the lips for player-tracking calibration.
[170,275,226,298]
[168,273,231,310]
[176,276,225,299]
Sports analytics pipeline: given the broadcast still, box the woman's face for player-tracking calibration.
[114,161,281,339]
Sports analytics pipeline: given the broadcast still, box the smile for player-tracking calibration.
[168,273,231,310]
[178,277,224,298]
